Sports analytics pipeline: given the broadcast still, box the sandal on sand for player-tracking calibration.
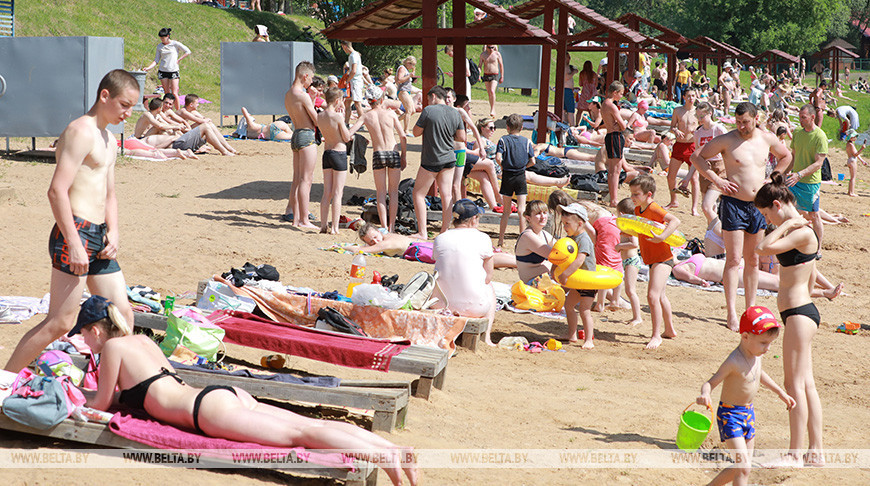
[672,187,690,197]
[836,322,860,334]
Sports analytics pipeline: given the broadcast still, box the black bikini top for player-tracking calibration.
[118,367,185,410]
[514,229,550,264]
[776,233,820,267]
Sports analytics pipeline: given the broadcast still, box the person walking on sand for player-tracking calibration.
[479,44,504,118]
[784,105,828,249]
[284,61,320,229]
[691,102,792,332]
[665,87,699,211]
[411,86,465,239]
[601,81,627,207]
[4,70,138,373]
[142,28,190,111]
[341,41,366,125]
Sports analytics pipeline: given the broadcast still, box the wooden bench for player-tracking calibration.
[135,312,449,400]
[0,415,377,485]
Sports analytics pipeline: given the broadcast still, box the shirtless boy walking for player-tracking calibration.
[317,87,353,234]
[479,45,504,118]
[284,61,319,228]
[666,87,698,211]
[601,81,627,207]
[351,86,407,233]
[691,102,792,332]
[5,70,137,372]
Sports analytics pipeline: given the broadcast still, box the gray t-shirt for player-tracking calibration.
[416,104,463,167]
[496,134,533,173]
[571,231,596,272]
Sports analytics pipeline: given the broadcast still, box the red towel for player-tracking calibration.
[208,310,409,372]
[109,411,354,469]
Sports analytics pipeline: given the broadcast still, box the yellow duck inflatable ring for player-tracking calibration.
[548,237,623,290]
[511,275,566,312]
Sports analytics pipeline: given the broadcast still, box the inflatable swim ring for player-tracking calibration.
[548,237,623,290]
[616,215,687,247]
[511,276,566,313]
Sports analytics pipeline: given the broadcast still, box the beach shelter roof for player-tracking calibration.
[748,49,800,65]
[811,45,859,84]
[823,38,857,51]
[696,36,752,60]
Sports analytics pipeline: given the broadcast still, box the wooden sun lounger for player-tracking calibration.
[134,312,449,400]
[0,415,377,485]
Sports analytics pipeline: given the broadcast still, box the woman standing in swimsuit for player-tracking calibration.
[754,172,825,467]
[75,295,418,486]
[514,200,554,283]
[395,56,417,135]
[142,28,191,111]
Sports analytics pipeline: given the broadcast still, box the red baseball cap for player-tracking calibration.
[739,306,781,335]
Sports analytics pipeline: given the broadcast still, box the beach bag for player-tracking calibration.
[159,307,226,362]
[232,117,248,139]
[197,280,256,313]
[2,369,84,429]
[820,157,832,181]
[402,242,436,264]
[315,307,368,336]
[400,271,437,310]
[468,58,481,85]
[35,350,84,386]
[348,134,369,175]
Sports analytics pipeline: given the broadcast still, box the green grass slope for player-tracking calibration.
[15,0,326,102]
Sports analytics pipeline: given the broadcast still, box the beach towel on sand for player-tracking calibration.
[207,310,409,372]
[109,410,354,469]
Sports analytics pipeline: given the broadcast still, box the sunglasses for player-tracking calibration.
[485,125,495,130]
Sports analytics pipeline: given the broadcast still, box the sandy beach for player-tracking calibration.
[0,97,868,485]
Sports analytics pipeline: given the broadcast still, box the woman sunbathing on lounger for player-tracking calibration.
[350,223,518,268]
[240,106,293,141]
[75,295,418,486]
[671,253,843,300]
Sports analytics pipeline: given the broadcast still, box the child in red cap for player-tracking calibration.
[696,306,796,485]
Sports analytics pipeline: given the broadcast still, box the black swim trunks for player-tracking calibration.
[604,131,625,159]
[499,169,528,197]
[372,150,402,170]
[719,195,767,234]
[482,73,499,83]
[157,70,180,80]
[421,160,456,173]
[49,216,122,276]
[322,149,348,171]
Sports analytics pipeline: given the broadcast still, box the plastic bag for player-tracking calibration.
[350,284,408,309]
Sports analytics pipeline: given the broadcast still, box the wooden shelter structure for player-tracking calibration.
[747,49,800,76]
[322,0,554,105]
[696,36,752,72]
[812,44,858,85]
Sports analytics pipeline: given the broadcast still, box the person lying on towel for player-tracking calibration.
[74,295,418,486]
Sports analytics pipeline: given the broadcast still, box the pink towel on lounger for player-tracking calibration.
[108,411,354,469]
[208,310,409,372]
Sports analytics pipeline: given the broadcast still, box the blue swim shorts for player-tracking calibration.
[563,88,576,114]
[719,195,766,234]
[716,401,756,442]
[789,181,820,213]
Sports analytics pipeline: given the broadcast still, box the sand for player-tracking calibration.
[0,98,868,485]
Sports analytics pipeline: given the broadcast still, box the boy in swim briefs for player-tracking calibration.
[5,70,137,372]
[284,61,320,228]
[629,175,680,350]
[317,87,354,234]
[666,86,698,210]
[601,81,627,207]
[697,306,795,485]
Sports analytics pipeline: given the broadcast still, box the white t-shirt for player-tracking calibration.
[433,228,493,315]
[154,40,191,73]
[348,51,363,79]
[694,123,728,161]
[836,106,859,130]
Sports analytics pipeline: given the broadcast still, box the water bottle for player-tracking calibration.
[347,253,367,296]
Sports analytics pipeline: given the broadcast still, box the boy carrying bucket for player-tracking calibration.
[696,306,795,485]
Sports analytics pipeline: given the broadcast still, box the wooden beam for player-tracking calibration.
[535,4,554,143]
[337,27,554,42]
[553,7,568,125]
[421,1,438,104]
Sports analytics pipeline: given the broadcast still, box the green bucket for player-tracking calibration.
[676,404,712,451]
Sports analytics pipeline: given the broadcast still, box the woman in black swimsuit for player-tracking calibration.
[514,200,554,283]
[754,172,825,467]
[72,295,418,486]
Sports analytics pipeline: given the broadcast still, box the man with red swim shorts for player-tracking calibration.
[5,70,136,373]
[666,87,699,210]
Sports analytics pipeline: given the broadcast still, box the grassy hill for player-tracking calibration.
[15,0,329,102]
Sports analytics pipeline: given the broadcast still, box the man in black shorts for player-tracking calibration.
[411,86,465,239]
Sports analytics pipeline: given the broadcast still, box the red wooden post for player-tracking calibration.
[553,7,568,124]
[536,5,554,143]
[452,0,467,96]
[421,1,438,107]
[607,47,619,84]
[667,53,676,101]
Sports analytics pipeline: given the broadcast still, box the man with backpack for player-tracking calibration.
[444,45,479,99]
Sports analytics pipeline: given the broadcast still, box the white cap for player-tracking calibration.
[723,61,732,69]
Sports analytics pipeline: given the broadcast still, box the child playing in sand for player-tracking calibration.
[554,203,596,349]
[697,306,795,485]
[496,114,535,246]
[579,202,625,312]
[629,174,680,350]
[844,129,867,197]
[615,198,643,326]
[317,87,353,234]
